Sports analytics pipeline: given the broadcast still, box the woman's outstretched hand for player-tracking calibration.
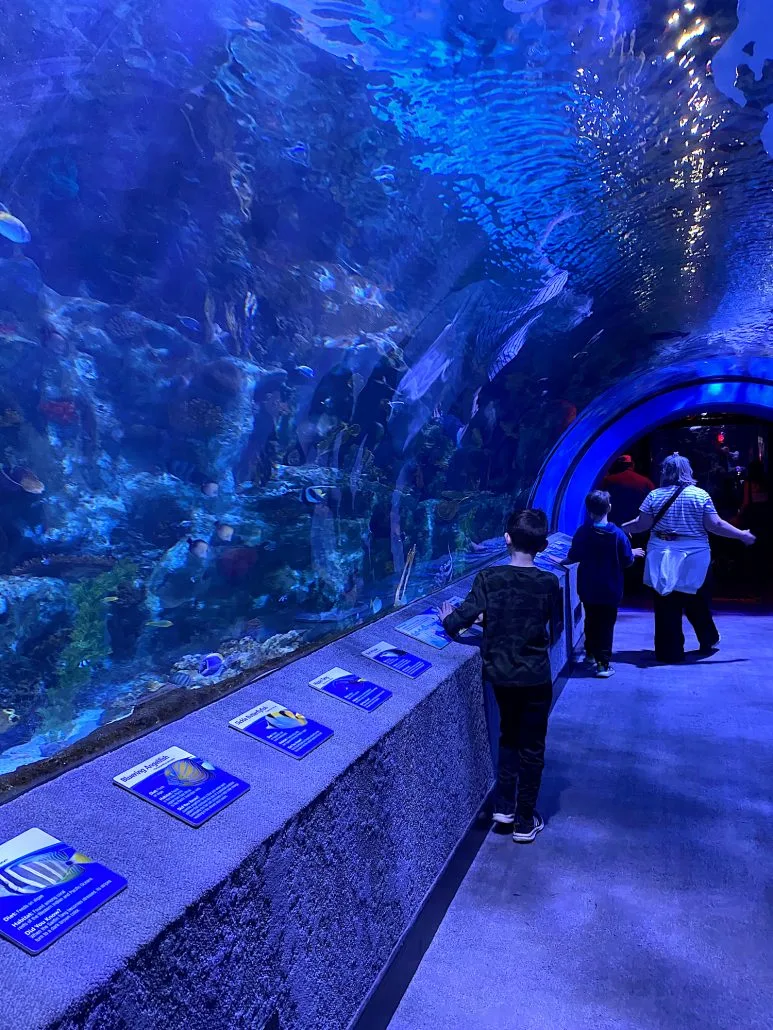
[438,601,455,620]
[740,530,756,547]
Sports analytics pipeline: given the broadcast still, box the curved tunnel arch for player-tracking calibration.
[531,356,773,534]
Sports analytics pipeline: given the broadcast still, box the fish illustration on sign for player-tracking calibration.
[164,758,213,788]
[265,709,308,730]
[0,848,83,895]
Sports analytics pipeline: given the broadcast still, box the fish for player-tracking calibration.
[648,330,689,341]
[294,365,315,379]
[198,652,225,676]
[394,545,416,607]
[266,709,307,730]
[78,658,90,668]
[216,524,235,542]
[146,619,174,629]
[488,311,544,380]
[0,466,45,495]
[201,482,219,497]
[188,538,209,558]
[244,292,259,319]
[18,471,44,495]
[102,595,120,603]
[176,316,201,332]
[303,486,331,504]
[0,205,31,244]
[0,708,18,734]
[0,848,82,895]
[218,545,259,579]
[436,496,471,522]
[284,141,310,165]
[164,758,212,788]
[38,399,78,425]
[372,164,396,186]
[170,671,193,687]
[371,597,383,614]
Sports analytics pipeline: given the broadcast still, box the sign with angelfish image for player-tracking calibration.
[0,828,126,955]
[114,747,249,827]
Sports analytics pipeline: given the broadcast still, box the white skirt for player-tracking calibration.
[644,536,711,596]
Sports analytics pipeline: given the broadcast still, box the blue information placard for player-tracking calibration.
[230,700,333,759]
[114,747,249,827]
[309,668,392,711]
[396,608,452,649]
[0,828,126,955]
[362,641,432,679]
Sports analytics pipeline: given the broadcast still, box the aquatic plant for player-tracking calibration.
[56,561,138,697]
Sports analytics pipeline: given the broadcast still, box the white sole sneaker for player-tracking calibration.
[595,666,615,678]
[492,812,515,825]
[513,813,545,843]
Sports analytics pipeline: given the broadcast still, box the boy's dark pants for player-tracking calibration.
[490,682,552,819]
[583,603,619,666]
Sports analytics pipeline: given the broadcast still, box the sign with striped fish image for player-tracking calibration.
[0,828,126,955]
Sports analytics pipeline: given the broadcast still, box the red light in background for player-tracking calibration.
[717,432,725,444]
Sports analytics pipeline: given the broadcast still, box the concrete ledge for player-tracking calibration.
[0,578,496,1030]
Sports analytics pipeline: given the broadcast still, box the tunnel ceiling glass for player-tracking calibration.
[0,0,771,783]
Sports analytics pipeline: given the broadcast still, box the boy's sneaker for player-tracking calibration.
[513,812,545,843]
[492,811,515,826]
[595,664,615,678]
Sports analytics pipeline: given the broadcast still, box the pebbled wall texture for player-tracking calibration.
[58,671,490,1030]
[0,573,505,1030]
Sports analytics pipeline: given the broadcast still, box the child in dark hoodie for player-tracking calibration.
[567,490,643,678]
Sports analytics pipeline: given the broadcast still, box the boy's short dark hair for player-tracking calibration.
[586,490,611,519]
[506,508,549,556]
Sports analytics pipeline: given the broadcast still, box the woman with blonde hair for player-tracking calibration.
[623,453,755,663]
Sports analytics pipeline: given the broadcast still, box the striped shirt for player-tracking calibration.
[640,485,717,539]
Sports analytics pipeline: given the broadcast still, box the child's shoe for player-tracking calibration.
[512,812,544,843]
[595,664,615,678]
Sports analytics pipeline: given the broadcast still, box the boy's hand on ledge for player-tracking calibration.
[632,547,646,559]
[438,601,455,621]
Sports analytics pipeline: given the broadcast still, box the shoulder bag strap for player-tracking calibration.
[650,485,686,530]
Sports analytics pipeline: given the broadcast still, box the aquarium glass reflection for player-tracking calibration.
[1,0,773,777]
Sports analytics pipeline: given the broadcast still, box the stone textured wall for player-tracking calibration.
[47,664,491,1030]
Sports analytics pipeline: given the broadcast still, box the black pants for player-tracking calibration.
[584,603,618,666]
[490,682,552,820]
[652,580,719,662]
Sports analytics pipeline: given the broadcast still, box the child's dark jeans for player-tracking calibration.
[583,603,619,666]
[489,681,553,819]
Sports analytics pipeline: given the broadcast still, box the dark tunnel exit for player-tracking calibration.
[595,414,773,607]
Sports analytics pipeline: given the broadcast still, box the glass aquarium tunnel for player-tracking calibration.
[1,0,772,787]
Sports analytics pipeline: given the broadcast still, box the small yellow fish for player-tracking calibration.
[146,619,173,629]
[69,852,94,866]
[102,595,119,603]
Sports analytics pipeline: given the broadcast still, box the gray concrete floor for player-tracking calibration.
[388,611,773,1030]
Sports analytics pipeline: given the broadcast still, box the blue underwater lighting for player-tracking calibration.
[1,0,773,781]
